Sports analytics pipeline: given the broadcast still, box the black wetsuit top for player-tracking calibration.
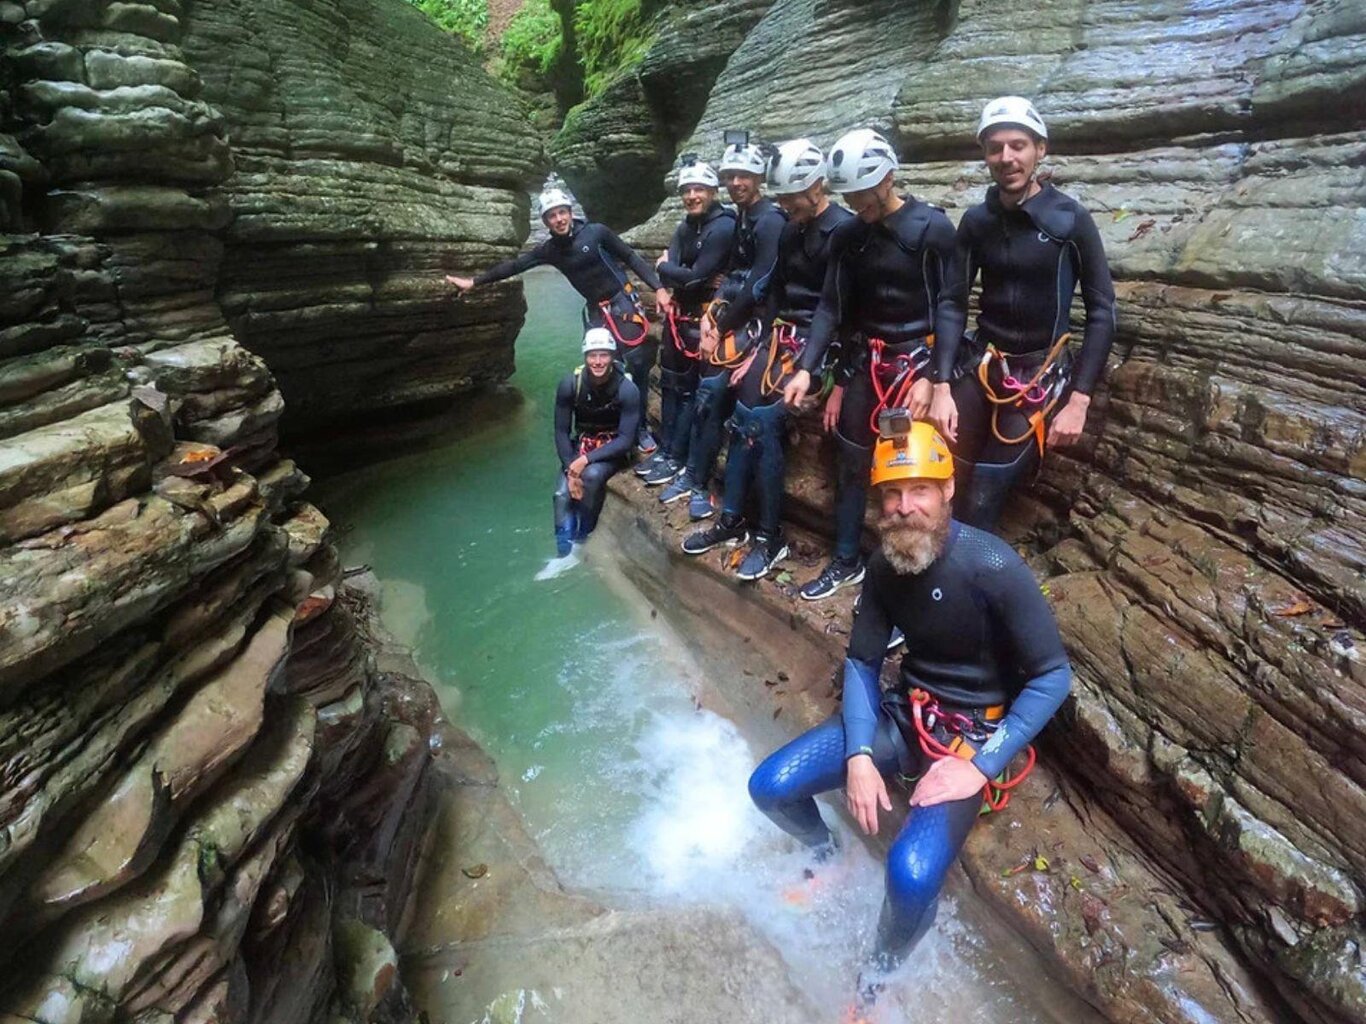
[802,197,957,374]
[842,521,1071,779]
[767,202,855,328]
[553,365,641,468]
[934,183,1116,393]
[658,201,738,316]
[476,219,662,301]
[849,522,1069,709]
[714,196,787,335]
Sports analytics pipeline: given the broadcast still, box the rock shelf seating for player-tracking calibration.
[609,1,1364,1022]
[0,0,538,1017]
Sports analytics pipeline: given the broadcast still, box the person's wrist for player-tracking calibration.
[846,749,874,764]
[932,381,950,393]
[1069,391,1091,408]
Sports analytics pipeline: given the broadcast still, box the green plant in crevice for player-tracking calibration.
[407,0,490,51]
[575,0,658,98]
[495,0,563,81]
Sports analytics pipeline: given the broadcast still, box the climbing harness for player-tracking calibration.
[703,299,757,368]
[867,336,933,435]
[576,431,616,456]
[975,333,1071,457]
[665,307,703,360]
[899,688,1036,813]
[597,284,650,348]
[759,319,805,397]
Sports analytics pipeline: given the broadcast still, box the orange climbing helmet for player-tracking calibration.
[870,416,953,486]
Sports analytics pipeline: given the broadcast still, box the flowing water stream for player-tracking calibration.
[316,269,1097,1024]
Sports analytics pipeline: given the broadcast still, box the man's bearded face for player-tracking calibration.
[878,479,952,575]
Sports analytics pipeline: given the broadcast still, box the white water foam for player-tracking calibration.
[498,589,1052,1021]
[533,548,581,581]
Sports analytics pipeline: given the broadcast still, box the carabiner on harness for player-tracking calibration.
[976,333,1071,457]
[908,689,1035,813]
[867,336,933,435]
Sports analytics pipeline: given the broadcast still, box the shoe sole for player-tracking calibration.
[736,543,789,581]
[799,565,866,601]
[680,530,748,556]
[644,469,682,487]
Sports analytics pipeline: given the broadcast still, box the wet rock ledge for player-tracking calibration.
[0,0,539,1018]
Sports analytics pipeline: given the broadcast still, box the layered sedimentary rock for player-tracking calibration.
[180,0,541,434]
[549,0,774,228]
[616,1,1366,1021]
[0,0,535,1017]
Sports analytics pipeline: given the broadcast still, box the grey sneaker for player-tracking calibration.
[736,534,789,581]
[681,515,747,555]
[643,458,683,486]
[688,489,714,520]
[636,425,658,454]
[659,472,697,504]
[634,451,665,477]
[799,557,865,600]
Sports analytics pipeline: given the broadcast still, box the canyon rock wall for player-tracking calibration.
[613,1,1366,1021]
[0,0,536,1018]
[549,0,774,229]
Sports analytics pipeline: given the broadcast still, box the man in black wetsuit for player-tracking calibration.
[450,182,662,453]
[792,129,958,600]
[681,138,851,579]
[657,137,787,521]
[552,328,641,555]
[748,418,1071,1007]
[930,97,1116,530]
[640,157,737,488]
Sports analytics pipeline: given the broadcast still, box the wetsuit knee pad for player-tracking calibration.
[957,448,1036,531]
[730,400,786,454]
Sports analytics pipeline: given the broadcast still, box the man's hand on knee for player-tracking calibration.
[909,757,987,808]
[845,754,892,835]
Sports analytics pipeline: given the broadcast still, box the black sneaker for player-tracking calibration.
[642,458,682,486]
[634,451,665,477]
[681,515,747,555]
[799,557,865,601]
[736,533,789,580]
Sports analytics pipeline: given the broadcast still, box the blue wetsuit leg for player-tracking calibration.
[875,789,981,969]
[748,712,908,849]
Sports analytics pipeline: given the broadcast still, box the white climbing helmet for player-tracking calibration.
[582,327,616,354]
[676,155,719,190]
[718,141,768,177]
[827,128,897,193]
[538,186,574,219]
[767,138,827,196]
[977,96,1048,141]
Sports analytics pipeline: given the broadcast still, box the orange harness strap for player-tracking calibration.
[909,689,1035,813]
